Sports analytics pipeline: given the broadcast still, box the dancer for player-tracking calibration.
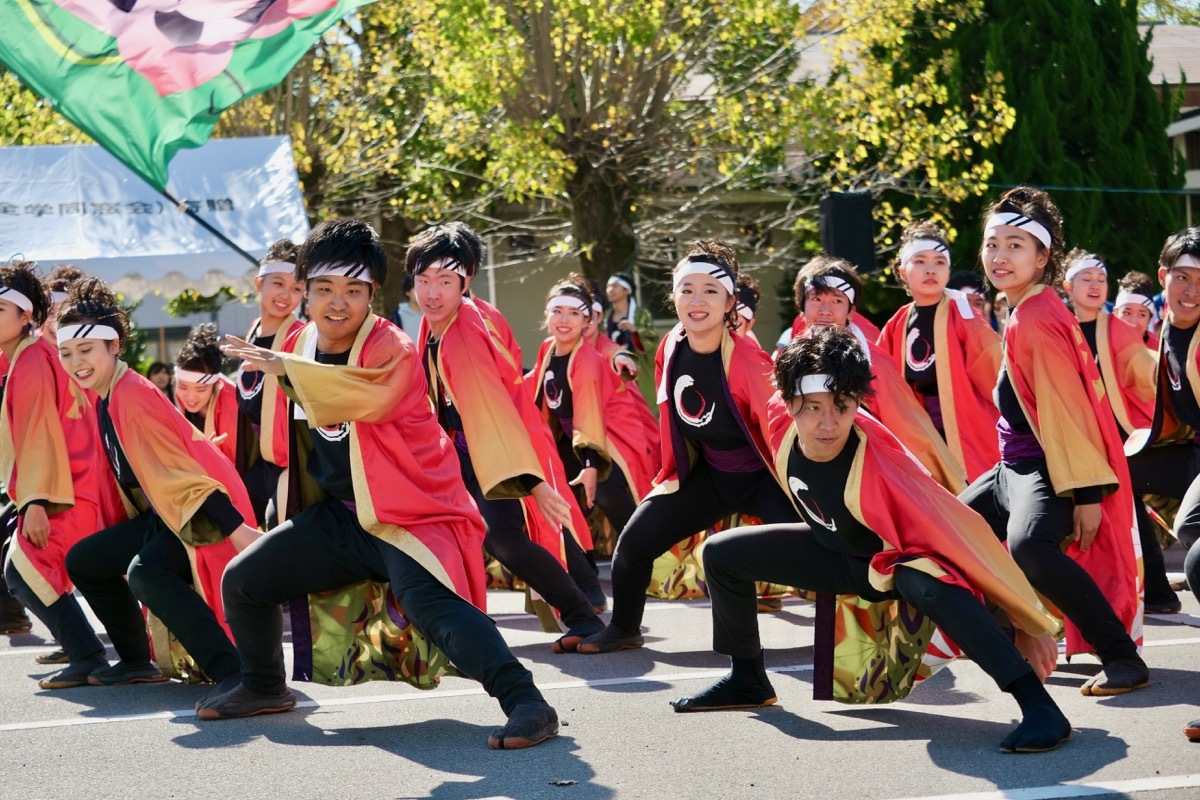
[578,240,796,654]
[0,262,116,687]
[733,275,762,349]
[38,264,84,341]
[215,219,559,749]
[878,223,1002,482]
[1113,271,1159,347]
[174,324,239,464]
[58,278,257,687]
[960,187,1146,695]
[410,222,605,650]
[234,240,305,526]
[947,270,991,319]
[604,272,659,406]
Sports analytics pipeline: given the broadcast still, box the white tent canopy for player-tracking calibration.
[0,135,309,301]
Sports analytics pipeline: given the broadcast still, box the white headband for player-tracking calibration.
[984,212,1052,249]
[0,285,33,313]
[50,290,68,304]
[673,260,735,295]
[1114,291,1154,311]
[607,275,635,294]
[546,295,590,314]
[899,239,950,269]
[736,303,755,321]
[258,260,295,278]
[306,262,376,282]
[414,256,468,279]
[1065,257,1105,282]
[806,274,857,305]
[1174,255,1200,270]
[174,366,220,385]
[56,323,120,345]
[591,301,603,315]
[796,374,835,396]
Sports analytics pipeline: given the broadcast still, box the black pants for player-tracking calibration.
[458,446,597,627]
[221,497,544,714]
[556,438,638,535]
[65,514,241,681]
[242,458,283,530]
[703,523,1033,689]
[609,461,795,633]
[960,460,1137,663]
[4,560,104,664]
[1128,443,1200,604]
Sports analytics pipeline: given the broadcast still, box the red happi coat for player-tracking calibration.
[1005,285,1141,654]
[877,291,1002,482]
[474,296,523,365]
[177,377,240,464]
[651,324,790,494]
[1091,310,1155,438]
[531,337,659,501]
[104,363,254,639]
[788,312,882,347]
[590,333,661,464]
[236,314,305,469]
[419,298,592,561]
[0,337,121,605]
[273,316,488,609]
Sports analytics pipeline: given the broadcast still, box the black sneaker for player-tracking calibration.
[35,649,68,665]
[195,684,297,720]
[576,624,644,654]
[0,612,31,634]
[87,660,169,686]
[487,701,559,749]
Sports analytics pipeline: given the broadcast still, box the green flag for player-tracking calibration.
[0,0,372,190]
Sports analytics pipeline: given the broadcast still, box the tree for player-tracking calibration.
[940,0,1184,274]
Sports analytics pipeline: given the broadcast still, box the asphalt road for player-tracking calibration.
[1,552,1198,800]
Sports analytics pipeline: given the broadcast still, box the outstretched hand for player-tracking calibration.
[222,335,286,375]
[569,466,598,508]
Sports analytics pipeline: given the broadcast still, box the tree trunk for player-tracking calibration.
[376,213,414,318]
[566,159,639,283]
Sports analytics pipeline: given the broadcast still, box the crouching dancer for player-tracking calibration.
[212,220,558,749]
[673,326,1071,754]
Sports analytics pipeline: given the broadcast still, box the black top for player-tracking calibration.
[1078,319,1099,361]
[904,303,939,396]
[606,313,633,350]
[543,352,574,421]
[669,339,747,451]
[236,327,276,423]
[303,349,355,501]
[184,409,205,432]
[98,394,242,535]
[1164,322,1200,430]
[786,430,881,556]
[423,339,465,434]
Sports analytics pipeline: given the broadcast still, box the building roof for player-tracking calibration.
[1143,23,1200,86]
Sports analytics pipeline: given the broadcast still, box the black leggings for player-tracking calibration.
[959,460,1137,663]
[457,446,598,627]
[609,461,795,633]
[703,523,1033,689]
[556,438,638,535]
[65,514,241,681]
[1128,442,1200,604]
[222,497,543,713]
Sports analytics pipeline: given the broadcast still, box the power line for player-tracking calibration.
[988,183,1200,196]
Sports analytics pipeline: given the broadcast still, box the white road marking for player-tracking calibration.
[888,773,1200,800]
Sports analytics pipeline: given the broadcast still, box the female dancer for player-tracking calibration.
[0,262,115,688]
[675,326,1071,753]
[733,275,762,350]
[530,277,659,558]
[38,263,84,341]
[878,222,1002,483]
[1061,250,1174,613]
[960,187,1146,695]
[410,222,605,650]
[234,240,305,526]
[578,240,796,654]
[58,278,257,686]
[174,324,239,464]
[1113,271,1159,347]
[604,272,659,407]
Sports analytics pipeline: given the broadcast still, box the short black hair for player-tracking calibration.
[947,270,987,295]
[405,222,484,281]
[176,323,223,374]
[57,277,131,345]
[0,260,49,331]
[795,255,863,311]
[1160,227,1200,271]
[983,186,1065,285]
[296,219,387,287]
[147,361,172,380]
[774,325,874,404]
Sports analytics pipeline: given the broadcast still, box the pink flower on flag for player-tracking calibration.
[53,0,338,96]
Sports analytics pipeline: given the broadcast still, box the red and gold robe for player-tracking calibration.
[419,298,591,562]
[239,314,305,469]
[178,377,239,464]
[1005,285,1141,654]
[530,337,659,501]
[1092,310,1155,438]
[877,292,1002,482]
[104,362,254,639]
[651,324,789,495]
[788,312,882,348]
[474,296,523,365]
[0,337,119,606]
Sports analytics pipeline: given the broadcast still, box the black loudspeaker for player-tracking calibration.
[819,191,875,273]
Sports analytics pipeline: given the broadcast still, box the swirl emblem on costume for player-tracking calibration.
[788,476,837,532]
[236,362,265,400]
[316,422,350,442]
[102,429,124,483]
[673,374,714,428]
[906,327,935,373]
[544,370,563,410]
[1167,350,1183,393]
